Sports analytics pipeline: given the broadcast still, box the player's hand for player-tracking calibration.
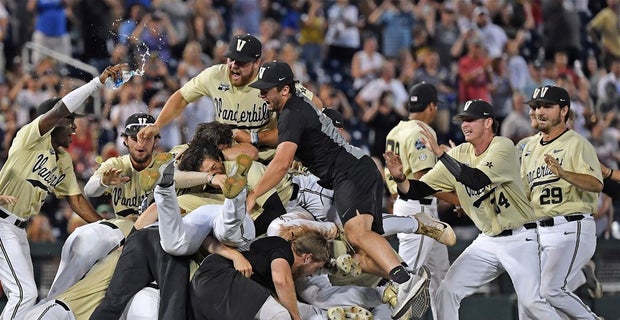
[416,121,443,157]
[102,168,130,185]
[440,139,456,153]
[137,124,160,143]
[246,191,257,213]
[0,195,17,205]
[210,173,226,189]
[544,154,565,178]
[99,64,128,84]
[232,129,250,143]
[383,151,404,179]
[232,255,253,278]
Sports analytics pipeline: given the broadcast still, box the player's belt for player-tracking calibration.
[494,222,537,237]
[0,207,29,229]
[55,299,70,311]
[290,183,300,201]
[538,214,589,227]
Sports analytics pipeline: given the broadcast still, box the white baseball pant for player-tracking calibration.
[155,184,255,254]
[47,221,125,300]
[435,228,562,320]
[295,272,384,310]
[286,174,334,221]
[254,295,326,320]
[0,218,37,320]
[22,299,76,320]
[538,216,599,319]
[392,197,448,320]
[120,286,160,320]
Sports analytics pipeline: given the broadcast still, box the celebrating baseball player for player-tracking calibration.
[384,99,562,320]
[521,85,603,319]
[137,34,322,162]
[0,65,134,319]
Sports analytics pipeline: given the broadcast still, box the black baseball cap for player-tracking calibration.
[36,97,85,118]
[525,85,570,108]
[123,112,155,136]
[408,82,439,113]
[323,108,344,128]
[249,61,294,90]
[453,99,495,121]
[224,34,262,63]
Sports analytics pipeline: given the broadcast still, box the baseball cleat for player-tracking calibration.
[414,212,456,246]
[391,270,429,319]
[139,152,175,191]
[327,305,373,320]
[222,154,252,199]
[583,260,603,299]
[328,254,362,278]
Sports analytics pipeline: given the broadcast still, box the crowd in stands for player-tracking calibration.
[0,0,618,244]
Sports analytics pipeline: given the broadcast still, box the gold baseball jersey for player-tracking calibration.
[94,154,166,217]
[520,129,602,219]
[514,133,540,165]
[57,249,121,320]
[180,64,314,160]
[384,120,437,195]
[0,117,81,219]
[175,160,293,220]
[421,136,536,236]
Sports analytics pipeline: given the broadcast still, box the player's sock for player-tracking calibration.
[389,265,411,284]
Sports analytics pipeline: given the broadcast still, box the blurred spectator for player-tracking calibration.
[68,116,97,181]
[368,0,416,59]
[596,57,620,103]
[351,34,384,92]
[280,0,303,43]
[595,193,614,238]
[523,59,554,99]
[324,0,360,69]
[430,2,461,70]
[257,18,281,62]
[27,0,72,63]
[177,41,207,85]
[457,35,492,104]
[27,214,56,243]
[0,2,9,74]
[555,74,593,139]
[472,5,507,59]
[318,82,354,126]
[489,55,513,126]
[500,92,534,144]
[153,0,192,55]
[355,61,408,117]
[141,55,179,103]
[76,0,117,72]
[118,3,147,46]
[8,70,54,127]
[279,42,308,85]
[299,0,327,82]
[585,52,608,102]
[553,50,581,86]
[231,0,261,35]
[506,33,530,95]
[586,0,620,68]
[192,0,226,56]
[362,90,402,165]
[130,9,179,69]
[414,48,456,141]
[542,0,581,63]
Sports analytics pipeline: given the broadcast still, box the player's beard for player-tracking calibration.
[537,114,562,134]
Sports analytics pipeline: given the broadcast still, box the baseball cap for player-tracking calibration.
[123,112,155,136]
[473,6,489,17]
[525,85,570,108]
[453,99,495,121]
[249,61,294,90]
[224,34,262,63]
[408,82,439,113]
[323,108,344,128]
[36,97,85,118]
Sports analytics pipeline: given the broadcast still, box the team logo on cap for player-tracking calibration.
[235,39,247,52]
[258,67,266,79]
[464,100,472,111]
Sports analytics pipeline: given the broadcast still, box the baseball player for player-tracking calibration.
[47,113,174,300]
[384,82,460,318]
[190,233,330,320]
[246,61,434,319]
[521,85,603,319]
[0,65,129,319]
[137,34,322,162]
[384,99,562,320]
